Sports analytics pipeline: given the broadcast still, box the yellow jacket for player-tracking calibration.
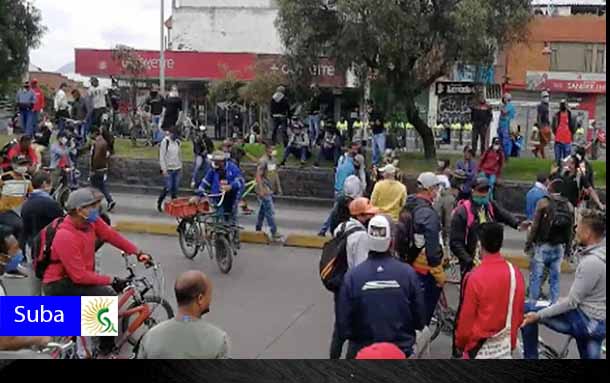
[370,179,407,221]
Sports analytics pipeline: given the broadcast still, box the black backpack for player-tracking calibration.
[395,198,426,265]
[319,223,365,292]
[542,196,574,246]
[31,217,65,279]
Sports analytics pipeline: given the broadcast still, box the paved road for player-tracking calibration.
[109,192,531,253]
[2,233,582,359]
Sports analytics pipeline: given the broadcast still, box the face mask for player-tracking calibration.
[14,166,28,174]
[493,144,501,151]
[84,208,100,224]
[472,194,490,206]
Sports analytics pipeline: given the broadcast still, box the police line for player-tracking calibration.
[0,296,118,337]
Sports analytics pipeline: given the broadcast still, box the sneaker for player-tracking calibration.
[157,200,164,213]
[4,268,28,279]
[271,233,284,242]
[317,231,326,237]
[107,201,116,212]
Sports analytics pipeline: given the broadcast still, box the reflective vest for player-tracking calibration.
[406,122,415,130]
[384,122,392,130]
[353,121,363,130]
[337,120,348,133]
[464,123,473,132]
[451,123,461,131]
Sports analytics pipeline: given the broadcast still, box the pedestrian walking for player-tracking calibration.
[54,83,70,134]
[190,126,214,189]
[521,209,606,359]
[525,173,549,221]
[370,164,407,221]
[552,100,577,165]
[533,91,552,159]
[143,85,165,146]
[454,222,525,359]
[329,197,378,359]
[70,89,88,137]
[30,79,45,136]
[455,145,477,197]
[15,81,35,137]
[498,93,515,158]
[369,104,386,166]
[470,95,493,156]
[255,142,283,241]
[138,270,230,359]
[157,128,183,212]
[90,128,116,212]
[524,178,574,304]
[160,86,184,134]
[478,137,505,198]
[336,215,426,358]
[328,175,363,234]
[88,77,108,130]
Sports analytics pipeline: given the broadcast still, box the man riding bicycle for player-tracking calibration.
[194,151,245,229]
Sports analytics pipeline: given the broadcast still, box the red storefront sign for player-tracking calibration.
[526,71,606,94]
[75,49,256,80]
[255,54,346,88]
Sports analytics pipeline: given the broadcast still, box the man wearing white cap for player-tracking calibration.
[370,164,407,221]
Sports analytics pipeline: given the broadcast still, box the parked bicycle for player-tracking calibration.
[77,253,173,359]
[171,192,242,274]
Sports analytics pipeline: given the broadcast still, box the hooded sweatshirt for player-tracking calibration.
[537,242,606,321]
[333,218,369,270]
[270,91,290,116]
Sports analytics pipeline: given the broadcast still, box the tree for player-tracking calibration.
[0,0,46,95]
[276,0,531,159]
[111,44,146,113]
[207,67,245,106]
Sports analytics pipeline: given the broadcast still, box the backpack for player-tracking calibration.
[395,199,428,265]
[31,217,65,279]
[540,196,573,246]
[452,199,495,241]
[319,222,365,292]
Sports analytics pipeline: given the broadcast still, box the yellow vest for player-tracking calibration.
[464,123,473,132]
[451,123,461,131]
[406,122,414,130]
[337,121,348,132]
[353,121,363,129]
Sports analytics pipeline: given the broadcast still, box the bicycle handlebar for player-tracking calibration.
[200,191,226,207]
[40,341,75,354]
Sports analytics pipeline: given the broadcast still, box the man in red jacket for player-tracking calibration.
[454,222,525,359]
[42,188,151,297]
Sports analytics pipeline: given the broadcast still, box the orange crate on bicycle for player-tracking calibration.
[164,198,210,218]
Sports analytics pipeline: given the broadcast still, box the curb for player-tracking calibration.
[113,220,574,273]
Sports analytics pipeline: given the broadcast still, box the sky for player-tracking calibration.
[29,0,172,72]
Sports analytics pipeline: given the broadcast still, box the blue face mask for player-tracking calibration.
[86,208,100,224]
[472,194,490,206]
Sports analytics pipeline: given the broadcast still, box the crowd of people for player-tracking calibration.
[0,84,606,360]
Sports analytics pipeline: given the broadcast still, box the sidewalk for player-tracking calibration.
[107,193,573,273]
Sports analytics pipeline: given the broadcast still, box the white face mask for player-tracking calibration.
[14,166,28,174]
[493,144,501,151]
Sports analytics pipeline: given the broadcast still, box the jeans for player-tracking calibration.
[83,114,93,138]
[319,192,340,235]
[90,170,113,204]
[151,115,164,144]
[30,111,40,136]
[255,195,277,236]
[281,146,307,163]
[159,169,181,202]
[418,272,442,326]
[529,244,564,304]
[308,114,321,145]
[217,191,240,227]
[554,143,572,165]
[521,301,606,359]
[191,155,209,186]
[19,108,32,136]
[372,133,386,165]
[498,129,512,158]
[480,172,497,199]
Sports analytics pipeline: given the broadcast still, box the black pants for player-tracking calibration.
[329,293,345,359]
[471,124,489,156]
[0,210,25,253]
[43,279,117,353]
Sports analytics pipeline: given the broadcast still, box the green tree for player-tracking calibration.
[276,0,531,159]
[0,0,46,95]
[111,44,146,112]
[208,67,246,106]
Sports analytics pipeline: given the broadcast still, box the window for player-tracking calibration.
[550,43,606,73]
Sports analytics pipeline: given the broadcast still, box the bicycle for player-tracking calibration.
[77,253,173,358]
[173,192,242,274]
[429,287,458,342]
[239,179,257,216]
[49,166,81,210]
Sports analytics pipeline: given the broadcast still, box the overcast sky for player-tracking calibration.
[30,0,172,72]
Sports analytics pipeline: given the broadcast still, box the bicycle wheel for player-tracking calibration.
[121,296,174,347]
[429,307,442,341]
[444,258,461,285]
[57,186,70,210]
[178,219,202,259]
[215,235,233,274]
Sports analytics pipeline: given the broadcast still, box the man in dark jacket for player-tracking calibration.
[337,215,426,358]
[270,86,290,145]
[470,95,493,156]
[450,177,525,280]
[190,126,214,189]
[20,171,64,249]
[89,128,115,211]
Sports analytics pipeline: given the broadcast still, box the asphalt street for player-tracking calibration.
[2,233,582,359]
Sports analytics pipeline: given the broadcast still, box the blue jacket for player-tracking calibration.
[525,184,548,220]
[337,253,426,356]
[406,195,443,268]
[334,156,355,194]
[198,160,244,197]
[499,102,515,132]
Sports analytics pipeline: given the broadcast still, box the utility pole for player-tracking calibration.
[160,0,166,94]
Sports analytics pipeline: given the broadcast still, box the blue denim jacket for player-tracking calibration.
[525,184,548,220]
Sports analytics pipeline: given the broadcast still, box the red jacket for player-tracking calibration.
[1,145,39,170]
[478,149,504,177]
[455,253,525,356]
[43,216,139,286]
[33,87,45,112]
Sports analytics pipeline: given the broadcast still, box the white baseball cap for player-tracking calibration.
[368,215,392,253]
[379,164,397,175]
[417,172,441,189]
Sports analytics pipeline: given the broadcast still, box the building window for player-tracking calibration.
[550,42,606,73]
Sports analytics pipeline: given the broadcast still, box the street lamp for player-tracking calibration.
[160,0,166,94]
